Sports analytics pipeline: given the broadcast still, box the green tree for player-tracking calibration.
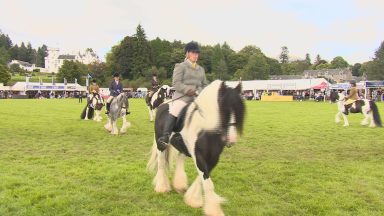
[227,52,248,76]
[305,53,311,65]
[314,54,322,65]
[351,63,362,76]
[36,45,48,67]
[131,24,152,79]
[266,57,282,75]
[0,31,13,50]
[0,64,11,85]
[330,56,349,69]
[56,60,88,85]
[106,36,135,79]
[0,47,10,65]
[9,63,23,75]
[88,62,108,86]
[17,42,29,62]
[281,63,296,75]
[316,63,332,70]
[363,41,384,80]
[239,52,269,80]
[279,46,289,63]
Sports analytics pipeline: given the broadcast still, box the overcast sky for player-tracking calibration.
[0,0,383,64]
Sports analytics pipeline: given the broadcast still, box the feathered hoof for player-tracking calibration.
[184,197,203,209]
[155,186,172,193]
[104,124,112,132]
[174,186,187,194]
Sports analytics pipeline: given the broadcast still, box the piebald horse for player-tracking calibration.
[147,80,245,216]
[331,91,382,127]
[81,93,104,122]
[145,85,171,121]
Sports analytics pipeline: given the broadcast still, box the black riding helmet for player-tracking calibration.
[113,72,120,77]
[185,41,200,53]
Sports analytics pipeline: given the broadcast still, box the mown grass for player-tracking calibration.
[0,99,383,215]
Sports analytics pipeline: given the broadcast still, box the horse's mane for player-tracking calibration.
[186,80,245,134]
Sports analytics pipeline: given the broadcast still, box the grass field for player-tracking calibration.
[0,99,383,216]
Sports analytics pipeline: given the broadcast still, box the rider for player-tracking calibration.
[88,79,100,107]
[105,72,123,114]
[148,73,160,98]
[157,41,208,147]
[343,80,359,114]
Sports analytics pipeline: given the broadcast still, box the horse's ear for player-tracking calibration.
[219,81,227,97]
[235,82,242,93]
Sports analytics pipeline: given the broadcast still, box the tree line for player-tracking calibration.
[1,26,384,88]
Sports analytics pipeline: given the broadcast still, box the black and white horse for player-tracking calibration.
[145,85,171,121]
[331,92,382,127]
[147,80,245,216]
[104,92,131,134]
[80,93,104,122]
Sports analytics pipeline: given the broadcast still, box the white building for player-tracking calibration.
[44,47,99,73]
[8,60,42,72]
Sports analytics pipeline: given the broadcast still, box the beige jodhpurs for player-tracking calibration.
[169,100,188,117]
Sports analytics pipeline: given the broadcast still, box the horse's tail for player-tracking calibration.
[369,100,382,127]
[87,107,94,119]
[80,105,87,119]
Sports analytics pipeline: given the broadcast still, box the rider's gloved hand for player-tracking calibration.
[186,89,196,96]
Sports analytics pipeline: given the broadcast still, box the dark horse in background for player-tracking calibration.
[147,80,245,216]
[145,85,171,121]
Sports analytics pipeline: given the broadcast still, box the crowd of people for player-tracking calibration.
[241,88,384,102]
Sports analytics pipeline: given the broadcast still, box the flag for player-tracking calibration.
[87,74,92,79]
[52,76,55,85]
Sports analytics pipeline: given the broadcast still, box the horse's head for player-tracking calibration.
[218,81,245,147]
[160,85,171,97]
[338,92,345,101]
[157,86,169,100]
[116,92,129,111]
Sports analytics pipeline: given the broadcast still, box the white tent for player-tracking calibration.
[226,78,329,91]
[7,82,85,92]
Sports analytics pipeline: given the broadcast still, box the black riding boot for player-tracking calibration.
[343,104,350,115]
[158,114,177,148]
[105,103,111,114]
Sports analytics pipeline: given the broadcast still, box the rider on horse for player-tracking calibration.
[343,80,359,115]
[148,73,160,98]
[87,79,100,107]
[157,41,208,147]
[105,72,123,114]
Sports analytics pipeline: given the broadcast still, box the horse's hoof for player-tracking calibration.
[343,124,349,127]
